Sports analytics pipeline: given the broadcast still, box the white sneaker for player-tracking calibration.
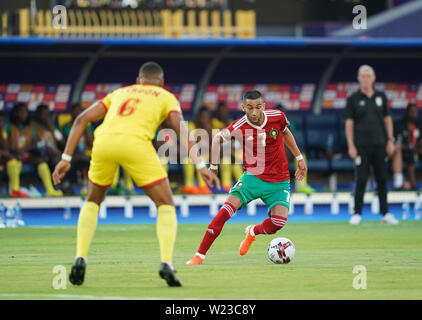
[349,214,362,225]
[381,213,399,225]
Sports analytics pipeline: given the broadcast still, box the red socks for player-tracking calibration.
[253,216,287,235]
[197,202,236,255]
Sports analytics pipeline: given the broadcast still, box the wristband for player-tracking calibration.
[195,162,206,170]
[209,164,219,170]
[295,154,304,161]
[61,153,72,162]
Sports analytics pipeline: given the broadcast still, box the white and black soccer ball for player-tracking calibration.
[267,237,295,264]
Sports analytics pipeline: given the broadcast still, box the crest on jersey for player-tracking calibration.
[270,128,278,139]
[221,128,231,139]
[375,96,383,107]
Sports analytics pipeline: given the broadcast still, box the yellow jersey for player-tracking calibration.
[211,117,232,130]
[96,84,181,141]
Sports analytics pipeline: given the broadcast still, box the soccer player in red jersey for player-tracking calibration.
[187,90,307,265]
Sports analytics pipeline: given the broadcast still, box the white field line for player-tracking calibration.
[0,293,200,300]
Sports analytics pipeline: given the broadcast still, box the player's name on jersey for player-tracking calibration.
[121,86,161,97]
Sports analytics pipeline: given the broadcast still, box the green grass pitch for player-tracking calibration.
[0,221,421,300]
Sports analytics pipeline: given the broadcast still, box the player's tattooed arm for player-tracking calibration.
[282,128,307,181]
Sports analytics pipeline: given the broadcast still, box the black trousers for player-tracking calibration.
[354,146,389,215]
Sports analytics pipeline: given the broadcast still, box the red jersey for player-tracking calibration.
[220,109,290,182]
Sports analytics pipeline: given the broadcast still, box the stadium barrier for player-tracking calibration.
[12,8,255,39]
[2,192,420,210]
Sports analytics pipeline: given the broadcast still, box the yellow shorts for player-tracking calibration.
[88,134,167,188]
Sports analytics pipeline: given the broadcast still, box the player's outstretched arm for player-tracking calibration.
[282,128,307,181]
[52,102,106,185]
[167,111,221,190]
[209,132,224,176]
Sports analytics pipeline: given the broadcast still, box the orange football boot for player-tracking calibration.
[186,255,204,265]
[239,225,256,256]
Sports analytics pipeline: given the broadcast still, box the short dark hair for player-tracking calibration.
[70,102,81,112]
[243,90,262,102]
[273,103,286,112]
[35,103,49,115]
[139,61,164,77]
[197,106,210,115]
[407,101,417,110]
[10,102,29,126]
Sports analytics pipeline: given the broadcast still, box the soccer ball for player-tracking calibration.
[267,237,295,264]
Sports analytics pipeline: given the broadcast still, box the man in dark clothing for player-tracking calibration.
[392,102,421,190]
[344,65,398,225]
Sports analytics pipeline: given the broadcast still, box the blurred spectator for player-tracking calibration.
[6,102,63,197]
[182,106,212,194]
[392,102,422,190]
[33,103,63,169]
[211,101,243,192]
[60,102,94,195]
[0,111,12,174]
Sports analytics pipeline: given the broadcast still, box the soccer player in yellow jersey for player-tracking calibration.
[52,62,220,287]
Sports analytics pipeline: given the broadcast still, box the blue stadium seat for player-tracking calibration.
[292,131,306,150]
[21,164,36,175]
[306,129,337,151]
[305,114,339,130]
[332,159,355,171]
[287,114,304,131]
[307,159,330,171]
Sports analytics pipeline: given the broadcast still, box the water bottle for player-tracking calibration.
[304,194,313,215]
[147,198,156,218]
[180,196,189,218]
[15,201,24,227]
[99,201,107,219]
[247,199,257,216]
[401,202,410,220]
[125,197,134,219]
[0,202,6,228]
[6,205,17,228]
[348,195,355,215]
[414,193,422,220]
[371,194,379,214]
[209,195,218,217]
[63,199,72,220]
[330,193,340,215]
[289,199,294,215]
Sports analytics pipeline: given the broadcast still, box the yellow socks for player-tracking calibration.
[156,205,177,263]
[183,160,195,187]
[221,157,232,187]
[76,201,100,259]
[6,159,21,192]
[37,162,63,197]
[196,167,206,187]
